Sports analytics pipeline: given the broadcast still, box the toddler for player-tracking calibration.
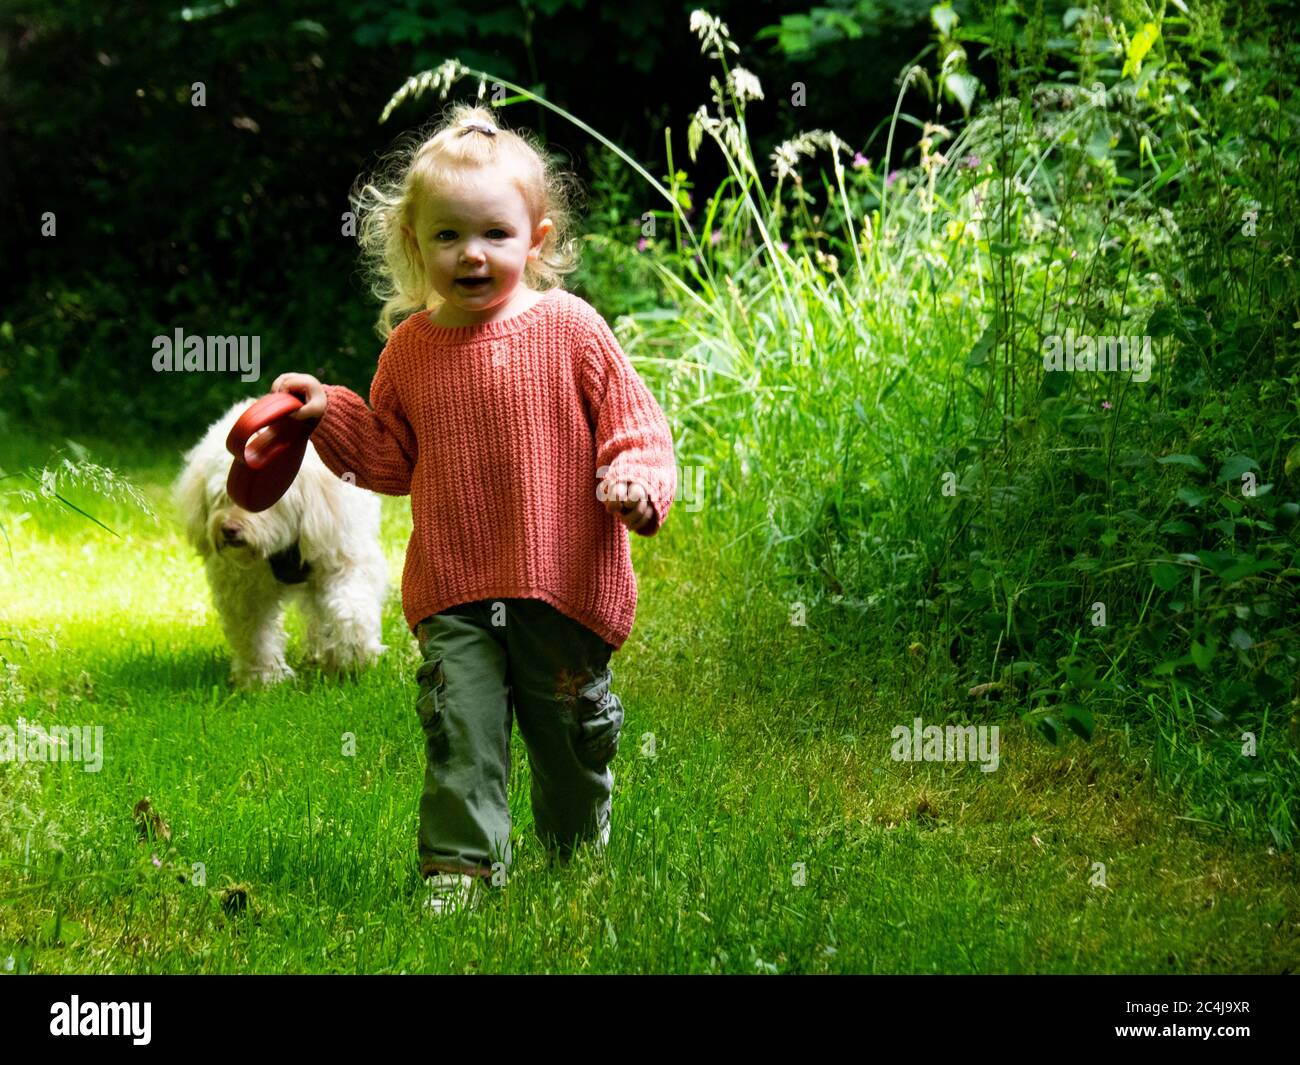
[271,104,676,914]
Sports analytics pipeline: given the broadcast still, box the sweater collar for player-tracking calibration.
[407,287,562,344]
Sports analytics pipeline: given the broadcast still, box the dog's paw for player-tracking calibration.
[314,642,386,676]
[231,662,296,689]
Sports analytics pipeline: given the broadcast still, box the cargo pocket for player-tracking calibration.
[415,655,450,762]
[573,667,623,772]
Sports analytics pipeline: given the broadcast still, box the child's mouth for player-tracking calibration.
[455,277,492,291]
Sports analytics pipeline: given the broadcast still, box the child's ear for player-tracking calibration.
[530,217,553,258]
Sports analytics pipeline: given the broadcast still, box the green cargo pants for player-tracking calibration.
[413,597,623,884]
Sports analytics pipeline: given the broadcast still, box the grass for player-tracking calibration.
[0,429,1296,974]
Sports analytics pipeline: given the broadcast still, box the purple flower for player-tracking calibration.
[151,854,162,868]
[637,237,649,252]
[1102,401,1112,410]
[885,169,901,188]
[962,153,981,169]
[778,241,789,252]
[711,229,723,246]
[852,152,870,170]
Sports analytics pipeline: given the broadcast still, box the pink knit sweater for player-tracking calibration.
[308,287,676,650]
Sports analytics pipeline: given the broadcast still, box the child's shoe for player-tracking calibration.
[549,819,611,867]
[423,872,482,915]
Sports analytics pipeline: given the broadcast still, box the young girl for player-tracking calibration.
[271,104,676,914]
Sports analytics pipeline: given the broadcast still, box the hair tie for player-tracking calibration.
[458,121,497,137]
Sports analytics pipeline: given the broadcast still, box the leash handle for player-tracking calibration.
[226,392,314,470]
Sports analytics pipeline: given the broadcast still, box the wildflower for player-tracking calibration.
[852,152,870,169]
[817,251,839,274]
[770,129,840,181]
[1102,401,1112,410]
[962,153,981,169]
[637,237,649,252]
[710,229,722,246]
[690,9,739,59]
[778,241,789,252]
[730,67,764,103]
[381,59,464,125]
[885,169,901,188]
[151,854,162,868]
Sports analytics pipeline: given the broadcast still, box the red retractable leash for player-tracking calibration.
[225,392,318,512]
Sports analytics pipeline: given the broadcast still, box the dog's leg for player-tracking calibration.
[303,550,388,676]
[207,557,294,688]
[301,585,325,666]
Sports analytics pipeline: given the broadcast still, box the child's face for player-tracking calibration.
[404,164,552,322]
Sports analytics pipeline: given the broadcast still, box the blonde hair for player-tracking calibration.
[350,103,581,338]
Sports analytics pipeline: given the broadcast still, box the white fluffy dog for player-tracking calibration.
[174,399,389,688]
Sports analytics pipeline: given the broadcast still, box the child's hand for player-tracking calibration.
[270,373,327,419]
[601,479,655,533]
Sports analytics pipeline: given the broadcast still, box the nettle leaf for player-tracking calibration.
[1159,519,1197,536]
[1190,637,1217,672]
[1177,486,1209,507]
[1228,626,1254,651]
[1219,558,1279,582]
[1158,453,1207,472]
[1151,562,1185,591]
[1217,453,1260,482]
[944,72,979,116]
[931,4,959,37]
[1195,550,1237,575]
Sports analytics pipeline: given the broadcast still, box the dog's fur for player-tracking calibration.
[174,399,388,688]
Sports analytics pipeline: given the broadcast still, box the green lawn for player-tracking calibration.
[0,430,1296,973]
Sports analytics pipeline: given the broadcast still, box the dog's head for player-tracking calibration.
[174,400,340,565]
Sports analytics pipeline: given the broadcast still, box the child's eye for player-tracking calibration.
[435,230,457,241]
[487,229,508,239]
